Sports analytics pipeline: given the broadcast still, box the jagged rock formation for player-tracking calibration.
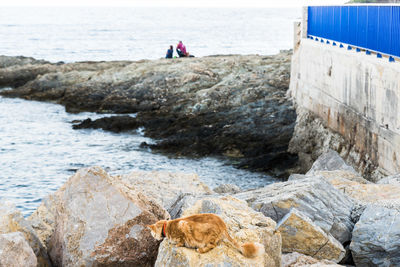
[288,107,384,181]
[0,52,297,176]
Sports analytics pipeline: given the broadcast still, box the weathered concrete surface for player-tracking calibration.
[282,252,341,267]
[350,204,400,266]
[155,196,282,267]
[289,38,400,181]
[0,52,297,176]
[0,232,37,267]
[0,201,51,266]
[41,167,169,267]
[276,209,345,262]
[235,177,354,244]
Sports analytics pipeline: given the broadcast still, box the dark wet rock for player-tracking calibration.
[1,52,296,175]
[72,115,140,132]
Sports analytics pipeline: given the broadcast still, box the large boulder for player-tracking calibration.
[116,170,213,212]
[277,209,345,262]
[0,232,37,267]
[282,252,341,267]
[350,204,400,266]
[155,196,282,267]
[235,177,354,244]
[42,167,169,267]
[0,201,51,266]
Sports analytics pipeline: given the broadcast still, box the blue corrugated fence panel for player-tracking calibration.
[327,7,335,40]
[333,6,342,42]
[340,6,350,43]
[357,6,368,48]
[307,5,400,58]
[307,6,314,36]
[391,7,400,57]
[348,6,359,46]
[377,6,392,55]
[367,6,379,52]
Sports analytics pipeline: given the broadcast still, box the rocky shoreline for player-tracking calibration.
[1,53,400,266]
[0,52,297,177]
[1,151,400,266]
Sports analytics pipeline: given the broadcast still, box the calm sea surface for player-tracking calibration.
[0,7,299,216]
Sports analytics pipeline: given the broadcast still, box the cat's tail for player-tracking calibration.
[224,230,265,258]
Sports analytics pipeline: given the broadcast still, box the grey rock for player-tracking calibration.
[350,202,366,224]
[287,173,310,181]
[213,184,242,194]
[0,55,49,68]
[0,201,51,267]
[117,170,213,212]
[168,194,208,219]
[350,204,400,266]
[307,150,356,175]
[377,173,400,185]
[235,177,354,243]
[0,232,37,267]
[282,252,341,267]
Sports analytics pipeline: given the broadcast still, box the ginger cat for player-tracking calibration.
[147,213,264,258]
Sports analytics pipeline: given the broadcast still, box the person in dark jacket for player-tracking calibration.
[166,45,173,58]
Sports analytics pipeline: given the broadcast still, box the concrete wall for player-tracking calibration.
[290,38,400,177]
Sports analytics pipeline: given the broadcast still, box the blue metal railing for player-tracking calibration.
[308,6,400,58]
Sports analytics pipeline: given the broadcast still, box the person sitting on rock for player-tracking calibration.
[166,45,173,58]
[176,41,187,57]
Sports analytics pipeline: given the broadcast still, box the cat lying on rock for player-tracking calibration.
[147,213,264,258]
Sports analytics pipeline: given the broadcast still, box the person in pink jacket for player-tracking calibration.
[176,41,187,57]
